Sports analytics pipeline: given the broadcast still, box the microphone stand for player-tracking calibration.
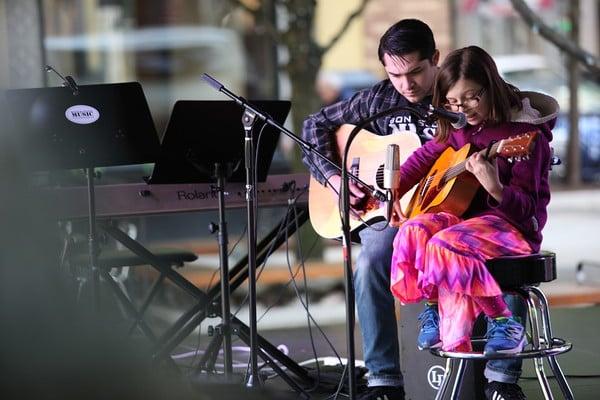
[45,67,99,310]
[241,109,260,386]
[201,73,428,397]
[339,105,429,399]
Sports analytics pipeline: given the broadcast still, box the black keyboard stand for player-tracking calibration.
[149,203,314,395]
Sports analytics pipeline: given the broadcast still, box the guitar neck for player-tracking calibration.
[443,142,501,183]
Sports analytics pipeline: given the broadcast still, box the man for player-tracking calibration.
[302,19,437,400]
[301,19,528,400]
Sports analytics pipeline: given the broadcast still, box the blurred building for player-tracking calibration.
[0,0,599,249]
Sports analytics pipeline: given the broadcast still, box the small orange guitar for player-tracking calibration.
[405,131,539,218]
[308,124,422,239]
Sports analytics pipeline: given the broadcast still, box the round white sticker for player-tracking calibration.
[427,365,446,390]
[65,105,100,124]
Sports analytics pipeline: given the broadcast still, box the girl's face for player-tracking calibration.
[444,78,490,127]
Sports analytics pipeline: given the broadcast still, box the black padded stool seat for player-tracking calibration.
[429,252,574,400]
[486,251,556,287]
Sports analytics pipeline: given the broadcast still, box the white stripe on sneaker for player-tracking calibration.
[492,391,506,400]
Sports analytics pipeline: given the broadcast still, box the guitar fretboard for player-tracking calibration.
[441,141,502,184]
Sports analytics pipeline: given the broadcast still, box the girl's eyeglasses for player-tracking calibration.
[443,87,486,112]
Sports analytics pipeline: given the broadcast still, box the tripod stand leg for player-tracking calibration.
[197,329,224,373]
[148,205,313,392]
[232,319,310,398]
[151,207,309,362]
[231,317,313,385]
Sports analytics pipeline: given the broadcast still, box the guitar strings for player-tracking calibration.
[425,142,502,185]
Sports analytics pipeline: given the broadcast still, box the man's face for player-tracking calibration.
[383,50,439,103]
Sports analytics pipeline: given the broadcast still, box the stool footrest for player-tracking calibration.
[429,337,571,360]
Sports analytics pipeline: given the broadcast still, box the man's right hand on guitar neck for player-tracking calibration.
[326,174,368,216]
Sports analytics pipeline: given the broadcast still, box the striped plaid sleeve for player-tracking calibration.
[301,90,373,185]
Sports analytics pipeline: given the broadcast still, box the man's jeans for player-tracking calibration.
[354,221,525,387]
[484,293,527,383]
[354,222,402,387]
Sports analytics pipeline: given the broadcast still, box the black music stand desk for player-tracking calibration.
[149,100,291,184]
[6,82,160,171]
[6,82,161,309]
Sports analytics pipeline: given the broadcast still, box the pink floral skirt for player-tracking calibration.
[390,212,532,350]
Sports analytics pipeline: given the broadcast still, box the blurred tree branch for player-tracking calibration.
[322,0,370,53]
[227,0,372,136]
[509,0,600,76]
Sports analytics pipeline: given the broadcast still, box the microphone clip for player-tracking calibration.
[423,104,467,129]
[45,65,79,96]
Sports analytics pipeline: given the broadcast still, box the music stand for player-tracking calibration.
[5,81,161,307]
[149,100,290,184]
[150,100,290,381]
[6,82,160,171]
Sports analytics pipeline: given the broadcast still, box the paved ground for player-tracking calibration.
[167,305,600,399]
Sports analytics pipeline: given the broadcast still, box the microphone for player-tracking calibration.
[383,144,400,223]
[45,65,79,95]
[383,144,400,190]
[426,105,467,129]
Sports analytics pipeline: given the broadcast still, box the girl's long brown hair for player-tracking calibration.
[432,46,522,142]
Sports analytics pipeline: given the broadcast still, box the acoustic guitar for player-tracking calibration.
[405,131,539,218]
[308,124,422,239]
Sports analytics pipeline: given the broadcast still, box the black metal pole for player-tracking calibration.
[215,163,233,378]
[86,167,100,310]
[242,109,260,387]
[340,149,357,399]
[340,204,356,399]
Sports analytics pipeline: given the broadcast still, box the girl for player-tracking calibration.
[389,46,558,397]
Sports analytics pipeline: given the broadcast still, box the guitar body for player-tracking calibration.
[407,143,483,218]
[308,124,421,239]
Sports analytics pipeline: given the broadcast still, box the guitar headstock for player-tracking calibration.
[496,131,538,162]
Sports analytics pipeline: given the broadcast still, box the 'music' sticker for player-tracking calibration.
[65,105,100,125]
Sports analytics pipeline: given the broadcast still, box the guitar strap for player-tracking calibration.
[484,140,498,160]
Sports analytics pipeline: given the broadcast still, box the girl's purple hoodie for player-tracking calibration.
[398,91,560,252]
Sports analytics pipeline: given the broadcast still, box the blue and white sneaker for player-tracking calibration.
[484,381,527,400]
[417,304,442,350]
[484,316,527,356]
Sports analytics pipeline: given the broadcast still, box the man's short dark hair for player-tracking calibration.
[378,19,436,64]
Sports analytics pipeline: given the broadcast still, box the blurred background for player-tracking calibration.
[0,0,599,398]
